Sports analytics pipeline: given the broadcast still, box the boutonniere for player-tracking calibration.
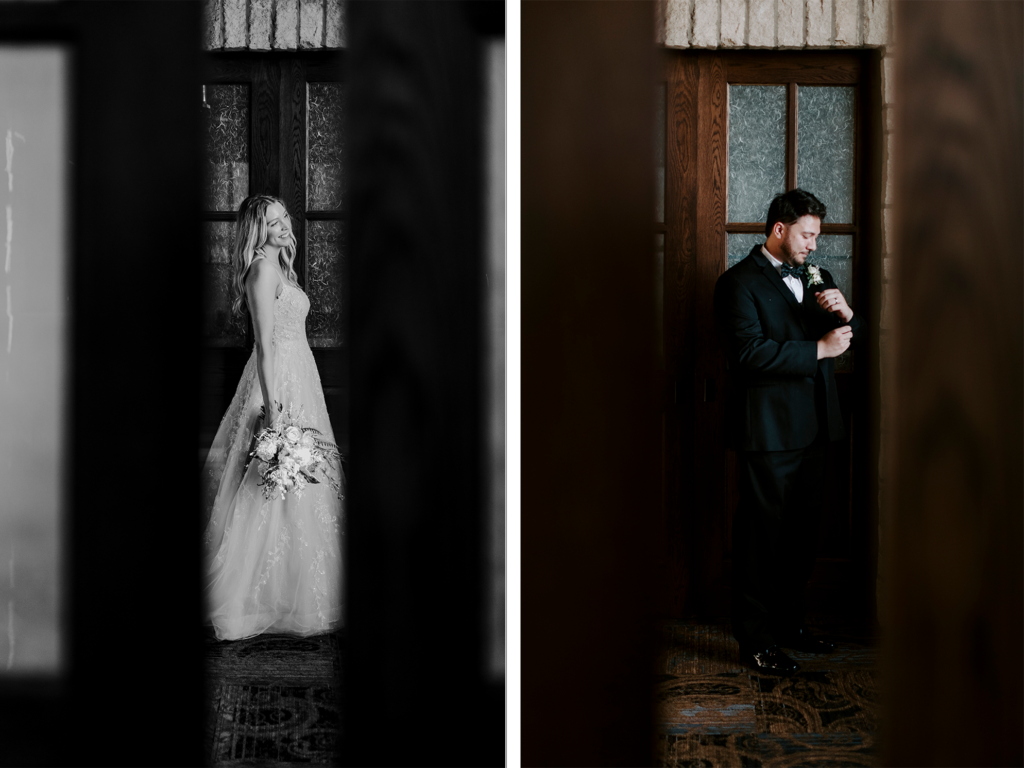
[805,264,824,286]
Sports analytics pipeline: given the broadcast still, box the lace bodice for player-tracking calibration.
[273,283,310,345]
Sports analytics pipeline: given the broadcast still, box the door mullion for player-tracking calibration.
[252,58,280,198]
[279,58,308,287]
[786,81,798,190]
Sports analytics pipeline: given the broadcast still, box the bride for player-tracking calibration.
[202,194,344,641]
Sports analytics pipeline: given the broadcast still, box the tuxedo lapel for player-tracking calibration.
[750,247,810,336]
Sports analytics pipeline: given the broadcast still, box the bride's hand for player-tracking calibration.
[260,401,283,429]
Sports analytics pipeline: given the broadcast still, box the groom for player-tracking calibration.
[713,188,865,675]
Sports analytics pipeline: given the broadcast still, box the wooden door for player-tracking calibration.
[660,50,881,618]
[199,52,348,456]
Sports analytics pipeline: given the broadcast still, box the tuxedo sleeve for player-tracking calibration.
[714,274,819,377]
[848,310,866,345]
[822,267,866,345]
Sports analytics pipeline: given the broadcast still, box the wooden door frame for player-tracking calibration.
[199,51,349,453]
[660,48,883,619]
[201,51,346,301]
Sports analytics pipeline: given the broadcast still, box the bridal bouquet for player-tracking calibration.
[247,417,342,501]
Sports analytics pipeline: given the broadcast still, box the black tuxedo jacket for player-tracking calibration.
[713,244,866,452]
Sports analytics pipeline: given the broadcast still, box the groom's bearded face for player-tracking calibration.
[779,215,821,266]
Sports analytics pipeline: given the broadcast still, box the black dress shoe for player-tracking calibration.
[777,627,836,654]
[742,645,799,675]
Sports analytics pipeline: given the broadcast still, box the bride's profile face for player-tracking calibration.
[263,201,293,249]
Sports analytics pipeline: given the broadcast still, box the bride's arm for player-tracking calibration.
[245,260,281,427]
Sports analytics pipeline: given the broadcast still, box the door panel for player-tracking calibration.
[662,50,878,617]
[200,53,348,455]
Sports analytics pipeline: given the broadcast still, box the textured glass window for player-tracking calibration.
[202,221,247,346]
[727,232,765,270]
[307,83,344,211]
[728,86,786,223]
[0,47,67,675]
[798,87,855,223]
[811,234,853,299]
[203,84,249,212]
[810,234,854,372]
[306,220,344,346]
[655,84,666,223]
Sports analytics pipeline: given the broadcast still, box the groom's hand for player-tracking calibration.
[817,326,853,359]
[814,289,853,323]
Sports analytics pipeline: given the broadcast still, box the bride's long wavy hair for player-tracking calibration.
[230,194,298,318]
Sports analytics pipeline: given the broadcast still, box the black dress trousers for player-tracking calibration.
[731,395,829,653]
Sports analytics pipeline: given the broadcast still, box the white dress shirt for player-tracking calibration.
[762,245,803,303]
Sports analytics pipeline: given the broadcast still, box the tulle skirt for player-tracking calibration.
[202,341,344,640]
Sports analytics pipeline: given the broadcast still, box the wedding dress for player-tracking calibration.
[202,275,344,641]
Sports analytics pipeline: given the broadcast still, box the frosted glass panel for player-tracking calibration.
[810,234,853,299]
[798,86,855,223]
[727,233,765,270]
[0,47,67,674]
[729,85,786,223]
[203,84,249,212]
[306,220,344,347]
[810,233,854,371]
[655,84,666,223]
[308,83,344,211]
[202,221,247,347]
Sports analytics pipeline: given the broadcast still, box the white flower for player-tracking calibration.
[284,426,302,444]
[806,264,824,286]
[256,441,277,462]
[300,432,315,448]
[292,446,313,466]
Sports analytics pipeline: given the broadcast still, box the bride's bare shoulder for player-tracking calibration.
[245,258,278,287]
[244,259,283,305]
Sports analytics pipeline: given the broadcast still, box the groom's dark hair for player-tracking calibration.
[765,188,827,237]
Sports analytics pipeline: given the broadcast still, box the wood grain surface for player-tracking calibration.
[725,51,861,85]
[345,2,500,765]
[522,2,658,765]
[693,52,729,610]
[786,81,797,191]
[885,2,1024,766]
[725,222,859,233]
[252,58,280,196]
[664,53,699,617]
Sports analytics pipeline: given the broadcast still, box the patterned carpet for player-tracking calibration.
[205,630,343,766]
[656,618,879,767]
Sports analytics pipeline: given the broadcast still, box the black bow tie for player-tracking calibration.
[780,263,805,279]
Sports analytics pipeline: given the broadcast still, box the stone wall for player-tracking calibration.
[659,0,891,48]
[202,0,345,51]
